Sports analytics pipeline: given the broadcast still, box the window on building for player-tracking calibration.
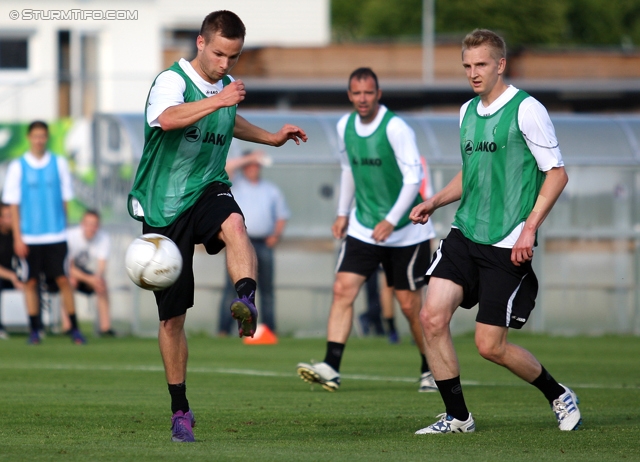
[0,38,28,69]
[58,30,71,117]
[163,29,199,68]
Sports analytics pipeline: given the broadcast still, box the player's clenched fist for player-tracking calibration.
[217,80,246,107]
[409,201,433,225]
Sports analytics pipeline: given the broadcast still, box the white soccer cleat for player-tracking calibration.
[296,361,341,392]
[553,384,582,431]
[418,371,438,393]
[415,413,475,434]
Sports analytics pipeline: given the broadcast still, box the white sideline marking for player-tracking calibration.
[0,363,637,389]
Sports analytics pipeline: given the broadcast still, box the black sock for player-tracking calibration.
[235,278,257,300]
[29,315,39,333]
[420,354,429,374]
[168,382,190,414]
[323,341,345,372]
[530,366,565,404]
[435,376,469,421]
[384,317,397,334]
[68,314,78,331]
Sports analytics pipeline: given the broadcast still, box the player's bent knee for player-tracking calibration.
[475,339,505,364]
[419,305,450,335]
[55,276,71,290]
[332,279,358,303]
[419,307,429,326]
[398,302,419,318]
[220,213,247,239]
[161,314,186,333]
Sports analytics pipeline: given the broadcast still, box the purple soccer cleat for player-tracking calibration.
[27,331,41,345]
[171,409,196,442]
[230,294,258,338]
[69,329,87,345]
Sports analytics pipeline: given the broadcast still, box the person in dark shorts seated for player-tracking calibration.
[0,203,25,339]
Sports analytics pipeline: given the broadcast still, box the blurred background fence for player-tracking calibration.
[91,111,640,337]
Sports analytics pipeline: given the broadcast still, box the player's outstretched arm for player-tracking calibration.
[410,171,463,224]
[157,80,246,131]
[511,166,568,266]
[234,115,308,147]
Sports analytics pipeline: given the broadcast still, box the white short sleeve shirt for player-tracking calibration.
[67,226,110,274]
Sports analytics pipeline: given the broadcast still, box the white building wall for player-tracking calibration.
[156,0,330,47]
[0,21,59,121]
[97,2,162,114]
[0,0,330,121]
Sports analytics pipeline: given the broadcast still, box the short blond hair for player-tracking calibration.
[462,29,506,61]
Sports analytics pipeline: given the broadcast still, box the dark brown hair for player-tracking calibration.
[27,120,48,134]
[348,67,379,91]
[200,10,246,42]
[84,209,101,220]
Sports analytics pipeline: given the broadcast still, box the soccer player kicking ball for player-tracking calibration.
[297,67,437,393]
[410,29,581,434]
[128,10,306,442]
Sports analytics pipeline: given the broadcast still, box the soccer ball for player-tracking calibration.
[125,234,182,291]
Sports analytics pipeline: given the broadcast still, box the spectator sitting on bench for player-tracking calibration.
[63,210,115,337]
[0,203,24,339]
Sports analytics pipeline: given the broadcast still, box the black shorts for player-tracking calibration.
[336,236,431,291]
[73,267,95,295]
[25,242,68,282]
[0,278,15,291]
[142,181,243,321]
[426,228,538,329]
[76,282,94,295]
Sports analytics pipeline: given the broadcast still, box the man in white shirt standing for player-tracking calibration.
[218,149,290,335]
[297,68,437,393]
[66,210,114,337]
[2,121,86,345]
[410,29,581,434]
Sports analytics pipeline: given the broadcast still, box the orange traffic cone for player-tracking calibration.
[243,323,278,345]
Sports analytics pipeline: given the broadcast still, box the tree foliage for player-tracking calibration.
[331,0,640,46]
[332,0,423,41]
[564,0,640,46]
[435,0,567,46]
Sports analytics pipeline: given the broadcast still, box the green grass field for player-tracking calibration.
[0,332,639,461]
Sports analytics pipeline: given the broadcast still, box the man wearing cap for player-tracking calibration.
[218,149,290,335]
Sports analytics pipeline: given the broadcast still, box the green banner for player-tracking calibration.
[0,119,73,162]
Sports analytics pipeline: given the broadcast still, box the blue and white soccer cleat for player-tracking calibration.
[553,384,582,431]
[415,413,475,434]
[418,371,438,393]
